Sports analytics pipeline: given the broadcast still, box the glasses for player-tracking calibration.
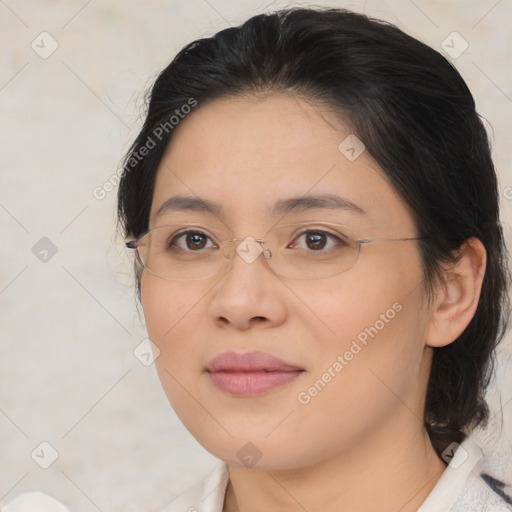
[125,222,422,281]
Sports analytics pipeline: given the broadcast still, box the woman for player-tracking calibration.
[117,7,511,512]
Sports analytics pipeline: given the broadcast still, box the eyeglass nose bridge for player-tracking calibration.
[227,236,273,265]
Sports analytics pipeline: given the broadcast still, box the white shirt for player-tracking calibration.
[161,437,512,512]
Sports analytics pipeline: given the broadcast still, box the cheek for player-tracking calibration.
[141,276,205,339]
[292,286,427,450]
[303,249,428,393]
[140,277,210,423]
[297,252,422,347]
[140,277,208,378]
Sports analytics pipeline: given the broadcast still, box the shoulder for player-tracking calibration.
[1,492,69,512]
[419,437,512,512]
[160,461,230,512]
[451,470,512,511]
[452,439,512,512]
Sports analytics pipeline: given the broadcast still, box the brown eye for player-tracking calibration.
[305,232,327,250]
[170,231,214,251]
[290,230,346,252]
[185,232,208,250]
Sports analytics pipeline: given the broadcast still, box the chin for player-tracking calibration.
[189,430,320,471]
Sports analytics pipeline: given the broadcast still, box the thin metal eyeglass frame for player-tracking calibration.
[124,222,424,281]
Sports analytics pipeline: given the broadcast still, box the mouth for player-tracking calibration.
[205,351,305,396]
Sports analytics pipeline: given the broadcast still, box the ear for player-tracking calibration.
[425,237,487,348]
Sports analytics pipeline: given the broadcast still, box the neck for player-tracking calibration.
[223,413,447,512]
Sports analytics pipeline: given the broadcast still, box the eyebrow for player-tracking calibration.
[154,193,365,218]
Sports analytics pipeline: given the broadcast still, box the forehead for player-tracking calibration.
[150,94,415,232]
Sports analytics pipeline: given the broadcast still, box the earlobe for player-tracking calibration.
[425,237,487,348]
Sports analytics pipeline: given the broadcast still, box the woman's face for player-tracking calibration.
[141,94,434,469]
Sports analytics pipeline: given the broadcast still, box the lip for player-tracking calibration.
[206,351,305,396]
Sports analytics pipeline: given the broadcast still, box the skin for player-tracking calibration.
[140,93,486,512]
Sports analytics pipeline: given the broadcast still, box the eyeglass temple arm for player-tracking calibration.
[358,236,424,244]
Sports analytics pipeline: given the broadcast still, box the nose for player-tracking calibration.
[207,236,287,331]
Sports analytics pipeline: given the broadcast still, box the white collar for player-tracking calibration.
[161,461,229,512]
[417,436,484,512]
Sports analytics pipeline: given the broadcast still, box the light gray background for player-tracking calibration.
[1,1,511,510]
